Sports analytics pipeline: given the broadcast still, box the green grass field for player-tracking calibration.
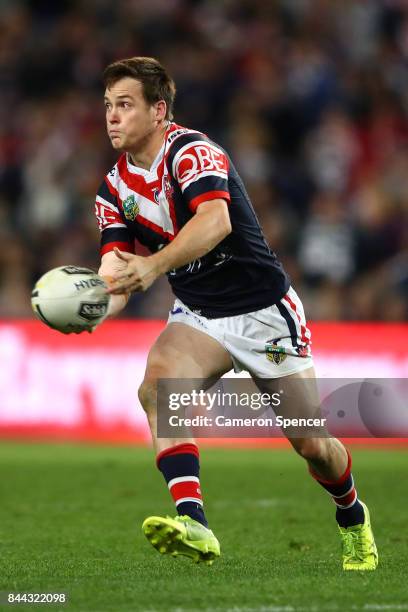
[0,443,407,612]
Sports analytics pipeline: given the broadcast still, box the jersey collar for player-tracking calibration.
[125,123,175,179]
[125,144,164,180]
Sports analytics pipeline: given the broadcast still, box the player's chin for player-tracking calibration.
[110,136,124,149]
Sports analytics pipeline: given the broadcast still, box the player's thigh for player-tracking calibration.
[253,366,328,456]
[139,322,233,414]
[143,321,233,386]
[253,365,320,410]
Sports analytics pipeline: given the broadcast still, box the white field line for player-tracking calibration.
[145,604,408,612]
[212,498,288,508]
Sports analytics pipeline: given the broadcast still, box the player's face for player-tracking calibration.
[104,78,160,152]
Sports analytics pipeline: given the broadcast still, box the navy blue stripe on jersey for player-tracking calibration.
[183,175,230,210]
[98,179,118,206]
[276,301,299,348]
[100,227,134,256]
[166,131,209,171]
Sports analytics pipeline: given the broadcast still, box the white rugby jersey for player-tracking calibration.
[95,122,289,318]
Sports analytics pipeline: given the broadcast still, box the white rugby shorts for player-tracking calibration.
[167,287,313,379]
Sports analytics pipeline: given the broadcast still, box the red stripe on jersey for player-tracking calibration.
[117,152,167,193]
[117,155,158,199]
[137,215,174,241]
[282,294,309,345]
[100,241,135,256]
[156,443,199,467]
[169,480,202,504]
[189,190,231,212]
[116,155,177,237]
[105,176,121,201]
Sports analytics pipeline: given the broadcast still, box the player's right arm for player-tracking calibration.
[95,173,134,319]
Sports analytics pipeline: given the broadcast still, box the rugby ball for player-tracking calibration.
[31,266,110,333]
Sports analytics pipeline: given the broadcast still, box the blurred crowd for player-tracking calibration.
[1,0,407,320]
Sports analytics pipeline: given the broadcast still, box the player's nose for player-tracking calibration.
[107,108,120,123]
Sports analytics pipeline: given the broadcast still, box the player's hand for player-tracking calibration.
[107,248,160,294]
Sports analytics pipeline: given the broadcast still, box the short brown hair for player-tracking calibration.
[103,57,176,120]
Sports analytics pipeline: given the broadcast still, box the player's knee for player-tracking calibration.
[138,380,157,415]
[138,354,175,412]
[291,438,327,462]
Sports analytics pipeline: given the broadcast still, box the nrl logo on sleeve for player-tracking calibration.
[123,195,139,221]
[265,340,287,365]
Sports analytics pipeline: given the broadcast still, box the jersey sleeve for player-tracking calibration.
[95,177,135,256]
[169,134,231,212]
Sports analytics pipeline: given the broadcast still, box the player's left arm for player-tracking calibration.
[108,198,231,294]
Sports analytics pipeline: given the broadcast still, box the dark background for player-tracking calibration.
[1,0,407,320]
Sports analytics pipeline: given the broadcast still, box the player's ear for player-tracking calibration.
[154,100,167,124]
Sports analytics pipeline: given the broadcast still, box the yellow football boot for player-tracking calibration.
[339,502,378,570]
[142,515,220,565]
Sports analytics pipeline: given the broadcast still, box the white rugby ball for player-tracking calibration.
[31,266,110,333]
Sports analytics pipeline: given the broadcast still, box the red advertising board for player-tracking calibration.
[0,321,407,444]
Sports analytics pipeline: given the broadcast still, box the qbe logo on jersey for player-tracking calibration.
[173,142,229,191]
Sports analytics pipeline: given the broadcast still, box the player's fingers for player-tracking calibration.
[108,286,131,295]
[100,274,115,288]
[108,280,137,294]
[113,247,133,261]
[114,272,134,282]
[107,280,128,293]
[108,270,139,289]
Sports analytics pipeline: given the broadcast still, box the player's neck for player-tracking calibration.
[128,122,168,171]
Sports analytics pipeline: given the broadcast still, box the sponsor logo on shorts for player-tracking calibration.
[265,341,287,365]
[123,195,139,221]
[170,304,206,327]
